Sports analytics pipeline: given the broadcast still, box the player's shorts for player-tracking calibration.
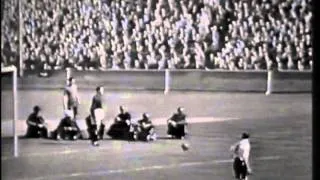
[233,157,247,179]
[90,108,104,125]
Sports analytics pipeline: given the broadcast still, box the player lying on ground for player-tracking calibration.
[25,106,48,138]
[135,113,157,142]
[107,106,137,140]
[167,107,188,139]
[88,86,105,146]
[51,110,81,140]
[230,132,252,180]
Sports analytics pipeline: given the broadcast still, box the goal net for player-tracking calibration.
[1,65,19,157]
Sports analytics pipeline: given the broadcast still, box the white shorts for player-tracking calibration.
[93,108,104,125]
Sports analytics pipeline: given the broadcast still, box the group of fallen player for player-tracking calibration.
[24,77,188,144]
[24,105,188,143]
[24,77,251,179]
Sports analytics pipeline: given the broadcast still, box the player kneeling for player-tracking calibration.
[136,113,157,142]
[25,106,48,138]
[52,110,80,140]
[107,106,135,140]
[167,107,188,139]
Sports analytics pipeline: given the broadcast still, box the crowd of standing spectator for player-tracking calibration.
[1,0,312,72]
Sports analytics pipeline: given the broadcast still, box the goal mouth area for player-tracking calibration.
[1,65,19,157]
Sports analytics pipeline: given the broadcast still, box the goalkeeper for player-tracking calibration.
[167,107,188,139]
[25,106,48,138]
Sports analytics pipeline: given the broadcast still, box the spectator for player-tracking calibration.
[1,0,312,71]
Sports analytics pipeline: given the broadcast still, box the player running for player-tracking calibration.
[25,106,48,138]
[167,107,188,139]
[89,86,106,146]
[230,132,252,180]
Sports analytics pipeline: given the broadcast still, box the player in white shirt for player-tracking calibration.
[63,77,80,119]
[230,132,252,180]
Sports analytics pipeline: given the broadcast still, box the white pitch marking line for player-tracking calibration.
[1,146,116,160]
[16,156,282,180]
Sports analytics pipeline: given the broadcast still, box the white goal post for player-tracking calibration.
[265,70,273,95]
[1,65,19,157]
[164,69,170,95]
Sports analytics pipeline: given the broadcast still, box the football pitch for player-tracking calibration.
[1,90,312,180]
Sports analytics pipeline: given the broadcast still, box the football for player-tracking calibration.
[181,143,190,151]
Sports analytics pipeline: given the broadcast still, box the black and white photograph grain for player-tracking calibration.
[1,0,312,179]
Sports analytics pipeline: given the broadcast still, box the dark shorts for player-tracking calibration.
[233,157,247,179]
[167,124,186,138]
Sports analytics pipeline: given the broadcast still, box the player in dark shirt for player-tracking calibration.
[25,106,48,138]
[137,113,157,141]
[167,107,188,139]
[89,86,105,146]
[107,106,133,139]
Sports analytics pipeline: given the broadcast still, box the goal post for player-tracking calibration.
[164,68,170,95]
[265,70,273,95]
[1,65,19,157]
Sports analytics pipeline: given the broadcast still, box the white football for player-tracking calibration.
[181,143,190,151]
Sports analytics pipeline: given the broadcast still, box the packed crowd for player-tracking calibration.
[1,0,313,72]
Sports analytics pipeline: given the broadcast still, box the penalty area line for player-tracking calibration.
[17,155,282,180]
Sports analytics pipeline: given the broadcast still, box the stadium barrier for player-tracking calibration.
[169,70,267,92]
[1,69,312,93]
[269,70,312,93]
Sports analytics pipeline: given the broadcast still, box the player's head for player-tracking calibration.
[177,107,184,114]
[96,86,104,95]
[142,113,150,119]
[33,106,41,113]
[241,132,250,139]
[119,105,125,113]
[68,77,75,85]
